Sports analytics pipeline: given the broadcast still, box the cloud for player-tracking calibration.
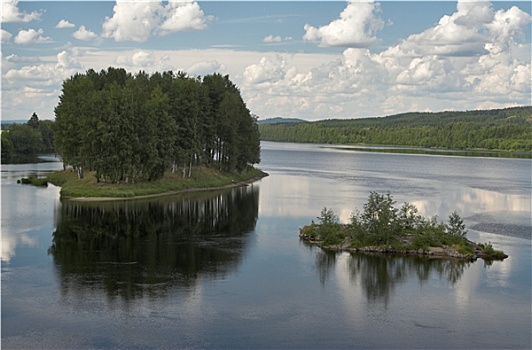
[1,29,13,44]
[263,35,282,43]
[263,35,293,43]
[2,1,530,121]
[57,51,82,69]
[56,19,75,29]
[14,28,52,45]
[112,50,176,72]
[3,48,86,119]
[102,0,209,42]
[387,1,531,58]
[187,60,225,77]
[239,0,531,120]
[72,26,97,41]
[244,55,287,85]
[303,0,384,47]
[486,6,532,54]
[159,0,211,34]
[1,0,41,23]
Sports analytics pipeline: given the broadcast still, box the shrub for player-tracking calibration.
[446,211,467,236]
[19,176,48,186]
[304,193,505,260]
[479,243,507,259]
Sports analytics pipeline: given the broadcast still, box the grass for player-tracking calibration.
[18,176,49,186]
[46,166,267,198]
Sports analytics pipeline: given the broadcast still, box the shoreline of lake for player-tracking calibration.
[299,226,509,261]
[44,167,269,201]
[63,172,269,202]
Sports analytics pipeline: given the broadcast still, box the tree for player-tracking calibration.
[54,67,261,184]
[1,132,14,159]
[39,119,55,153]
[6,124,43,154]
[446,211,467,236]
[27,112,39,129]
[354,192,399,245]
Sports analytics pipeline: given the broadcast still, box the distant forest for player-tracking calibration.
[1,113,55,159]
[258,107,532,152]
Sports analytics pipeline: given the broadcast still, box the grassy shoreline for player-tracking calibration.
[45,166,268,201]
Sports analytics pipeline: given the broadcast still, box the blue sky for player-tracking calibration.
[2,1,531,121]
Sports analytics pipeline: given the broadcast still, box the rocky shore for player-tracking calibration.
[299,228,508,261]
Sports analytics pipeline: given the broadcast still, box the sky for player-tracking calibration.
[1,0,531,121]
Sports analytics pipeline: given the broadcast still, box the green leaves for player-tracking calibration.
[54,68,261,184]
[258,106,532,152]
[311,192,470,249]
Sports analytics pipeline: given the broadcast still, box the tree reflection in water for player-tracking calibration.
[50,185,259,302]
[315,251,471,305]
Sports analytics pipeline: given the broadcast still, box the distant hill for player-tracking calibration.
[1,120,24,129]
[257,117,307,125]
[258,106,532,152]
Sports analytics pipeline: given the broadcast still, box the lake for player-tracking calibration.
[2,142,531,349]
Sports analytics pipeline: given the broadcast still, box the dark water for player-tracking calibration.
[2,144,531,349]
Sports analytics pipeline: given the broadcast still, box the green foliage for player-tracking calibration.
[307,193,477,254]
[54,68,261,184]
[19,175,48,186]
[312,208,343,245]
[259,106,532,152]
[1,113,56,161]
[478,243,507,259]
[5,123,43,154]
[1,132,14,159]
[446,211,467,236]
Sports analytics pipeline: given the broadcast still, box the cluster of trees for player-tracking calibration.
[306,192,466,246]
[259,107,532,152]
[54,68,261,183]
[1,113,55,160]
[301,192,507,260]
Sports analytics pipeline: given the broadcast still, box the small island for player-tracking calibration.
[15,68,267,200]
[300,192,508,261]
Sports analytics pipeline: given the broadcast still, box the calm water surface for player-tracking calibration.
[2,143,531,349]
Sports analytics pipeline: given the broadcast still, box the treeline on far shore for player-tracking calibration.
[1,113,55,161]
[259,106,532,152]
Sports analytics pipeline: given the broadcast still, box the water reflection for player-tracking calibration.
[316,251,471,305]
[50,186,259,303]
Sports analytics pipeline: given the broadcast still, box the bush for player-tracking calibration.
[316,207,344,245]
[302,192,507,259]
[479,243,507,259]
[19,176,48,186]
[311,193,471,249]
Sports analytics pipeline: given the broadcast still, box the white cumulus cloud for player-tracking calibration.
[263,35,293,43]
[1,0,41,23]
[187,60,225,77]
[244,55,287,85]
[56,50,82,69]
[160,0,210,34]
[56,19,75,29]
[1,29,13,44]
[263,35,282,43]
[102,0,209,42]
[303,0,384,47]
[14,28,52,45]
[72,26,97,41]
